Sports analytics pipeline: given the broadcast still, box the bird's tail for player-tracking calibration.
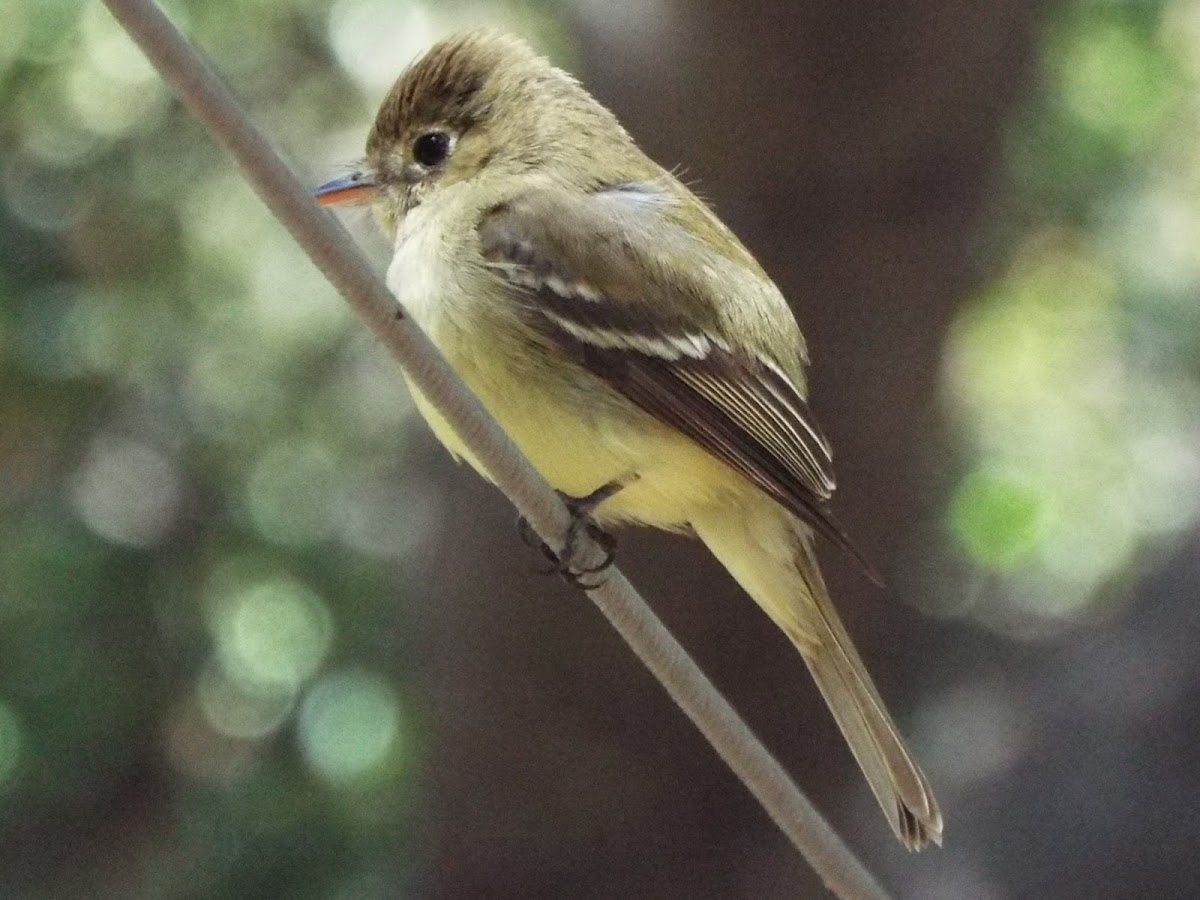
[692,504,943,850]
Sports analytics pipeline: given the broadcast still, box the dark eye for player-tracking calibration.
[412,131,451,167]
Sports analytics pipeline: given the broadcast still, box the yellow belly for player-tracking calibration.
[406,371,742,532]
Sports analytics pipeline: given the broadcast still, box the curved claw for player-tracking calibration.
[560,519,618,589]
[573,521,617,575]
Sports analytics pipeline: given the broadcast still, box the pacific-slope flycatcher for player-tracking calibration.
[317,30,942,849]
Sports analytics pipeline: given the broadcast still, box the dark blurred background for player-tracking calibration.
[4,0,1200,897]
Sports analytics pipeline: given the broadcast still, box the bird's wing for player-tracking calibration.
[478,181,873,574]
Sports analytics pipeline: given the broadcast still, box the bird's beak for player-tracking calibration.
[314,170,379,207]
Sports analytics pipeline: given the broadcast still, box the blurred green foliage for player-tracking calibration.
[942,0,1200,625]
[0,0,549,895]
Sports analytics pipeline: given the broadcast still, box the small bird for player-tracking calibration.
[317,30,942,849]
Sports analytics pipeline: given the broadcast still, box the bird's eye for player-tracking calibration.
[412,131,452,168]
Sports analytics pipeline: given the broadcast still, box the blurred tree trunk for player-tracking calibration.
[417,2,1045,897]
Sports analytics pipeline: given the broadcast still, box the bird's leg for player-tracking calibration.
[516,475,634,588]
[558,481,622,584]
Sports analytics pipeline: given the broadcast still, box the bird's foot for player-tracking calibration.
[516,478,630,589]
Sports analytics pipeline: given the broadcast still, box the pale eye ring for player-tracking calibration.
[412,131,452,167]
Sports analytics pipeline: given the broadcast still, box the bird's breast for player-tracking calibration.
[387,201,461,335]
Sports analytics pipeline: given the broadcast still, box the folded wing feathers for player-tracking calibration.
[479,192,879,577]
[526,274,843,519]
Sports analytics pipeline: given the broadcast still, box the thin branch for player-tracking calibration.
[96,1,890,896]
